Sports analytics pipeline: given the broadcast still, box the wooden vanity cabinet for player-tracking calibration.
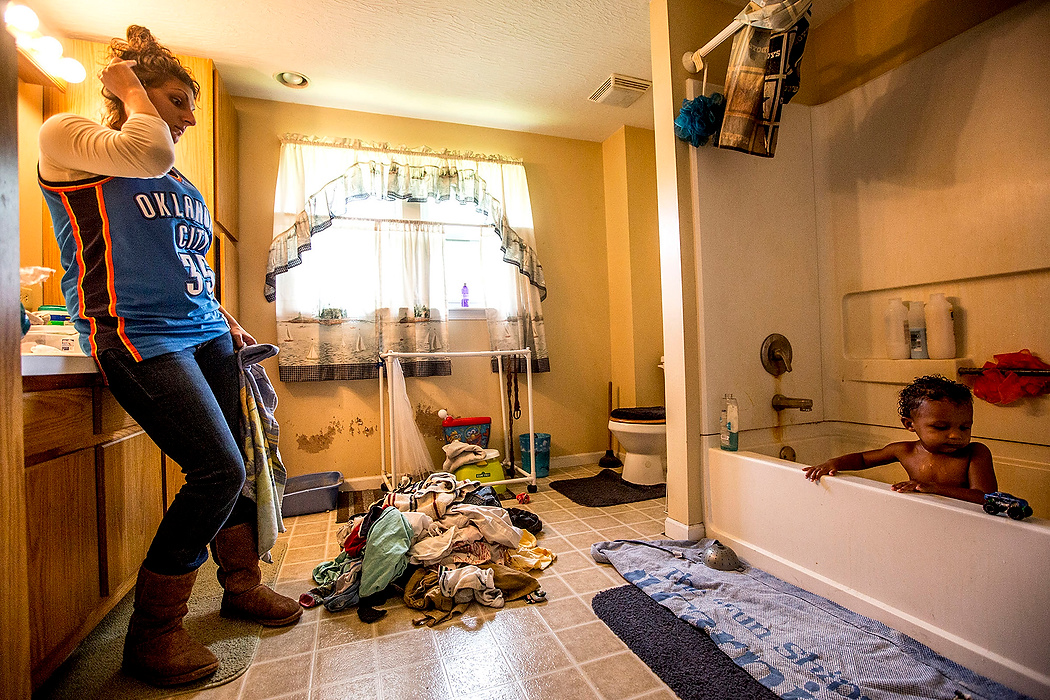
[22,373,169,690]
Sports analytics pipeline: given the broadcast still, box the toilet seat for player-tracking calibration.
[610,406,665,424]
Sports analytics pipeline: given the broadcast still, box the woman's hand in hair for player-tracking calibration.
[100,58,159,121]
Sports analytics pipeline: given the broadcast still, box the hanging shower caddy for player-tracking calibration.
[377,348,539,494]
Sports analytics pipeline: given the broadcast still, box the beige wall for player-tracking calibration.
[17,82,43,269]
[799,0,1028,104]
[602,126,664,411]
[815,0,1050,447]
[235,98,612,480]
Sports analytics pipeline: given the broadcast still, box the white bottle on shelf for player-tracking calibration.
[884,297,910,359]
[925,293,956,359]
[908,301,929,359]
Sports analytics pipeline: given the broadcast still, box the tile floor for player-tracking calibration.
[161,464,676,700]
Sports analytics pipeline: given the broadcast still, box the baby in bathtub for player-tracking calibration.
[803,375,997,505]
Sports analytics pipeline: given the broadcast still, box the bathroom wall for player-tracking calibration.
[797,0,1029,104]
[17,83,43,268]
[691,93,823,438]
[602,125,664,410]
[236,98,613,481]
[814,0,1050,448]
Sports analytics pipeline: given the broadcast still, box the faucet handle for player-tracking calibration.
[761,334,793,377]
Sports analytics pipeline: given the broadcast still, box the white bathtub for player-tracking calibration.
[704,430,1050,700]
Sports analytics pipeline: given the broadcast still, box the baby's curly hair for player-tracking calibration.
[101,25,199,129]
[898,375,972,419]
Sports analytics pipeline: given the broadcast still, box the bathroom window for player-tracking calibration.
[267,136,550,381]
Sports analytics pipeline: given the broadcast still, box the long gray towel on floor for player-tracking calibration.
[591,539,1030,700]
[237,343,287,560]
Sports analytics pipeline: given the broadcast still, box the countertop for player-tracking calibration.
[21,353,99,376]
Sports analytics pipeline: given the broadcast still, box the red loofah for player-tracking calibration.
[972,349,1050,405]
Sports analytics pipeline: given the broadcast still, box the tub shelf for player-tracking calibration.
[842,357,973,385]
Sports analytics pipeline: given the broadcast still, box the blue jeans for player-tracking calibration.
[99,333,255,575]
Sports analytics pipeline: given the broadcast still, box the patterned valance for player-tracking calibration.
[264,136,546,304]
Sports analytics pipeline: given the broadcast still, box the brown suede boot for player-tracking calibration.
[122,565,219,686]
[213,523,303,626]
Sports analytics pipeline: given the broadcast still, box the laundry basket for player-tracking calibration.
[282,471,342,517]
[519,433,551,477]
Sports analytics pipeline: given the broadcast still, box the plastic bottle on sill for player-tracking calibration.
[884,297,910,359]
[720,394,738,451]
[925,293,956,359]
[908,301,929,359]
[461,283,469,308]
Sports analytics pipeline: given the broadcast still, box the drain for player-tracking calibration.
[778,445,797,462]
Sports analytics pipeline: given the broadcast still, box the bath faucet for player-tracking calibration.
[772,394,813,412]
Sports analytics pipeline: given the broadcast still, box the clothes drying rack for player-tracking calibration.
[377,348,538,494]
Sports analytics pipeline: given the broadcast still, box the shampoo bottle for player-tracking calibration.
[884,297,910,359]
[908,302,929,359]
[720,394,738,451]
[925,293,956,359]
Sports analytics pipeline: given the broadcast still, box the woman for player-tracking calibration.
[38,26,301,687]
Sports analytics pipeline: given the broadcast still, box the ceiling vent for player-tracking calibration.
[588,73,652,108]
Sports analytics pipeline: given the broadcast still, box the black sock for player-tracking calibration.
[357,605,386,623]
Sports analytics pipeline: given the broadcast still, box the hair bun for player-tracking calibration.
[124,25,160,51]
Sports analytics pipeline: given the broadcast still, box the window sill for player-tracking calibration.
[448,307,487,320]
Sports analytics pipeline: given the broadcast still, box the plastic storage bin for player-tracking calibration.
[442,416,491,448]
[519,433,551,477]
[454,458,507,494]
[282,471,342,517]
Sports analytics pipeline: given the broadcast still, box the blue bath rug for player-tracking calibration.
[591,539,1032,700]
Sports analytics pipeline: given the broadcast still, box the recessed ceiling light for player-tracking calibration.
[274,71,310,89]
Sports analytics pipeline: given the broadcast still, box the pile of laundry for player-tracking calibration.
[300,472,554,627]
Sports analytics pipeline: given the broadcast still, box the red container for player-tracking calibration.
[441,416,491,448]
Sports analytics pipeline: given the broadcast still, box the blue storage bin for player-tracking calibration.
[282,471,342,517]
[519,433,551,477]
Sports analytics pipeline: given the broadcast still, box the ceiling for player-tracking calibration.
[27,0,853,143]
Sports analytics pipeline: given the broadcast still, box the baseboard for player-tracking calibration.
[548,451,606,470]
[344,474,384,490]
[342,451,606,491]
[664,517,705,541]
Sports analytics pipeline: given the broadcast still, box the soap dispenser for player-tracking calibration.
[720,395,738,452]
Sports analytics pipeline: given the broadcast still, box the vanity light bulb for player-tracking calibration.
[4,4,39,33]
[55,56,86,83]
[31,34,63,61]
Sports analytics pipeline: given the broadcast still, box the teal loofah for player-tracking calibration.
[674,93,726,148]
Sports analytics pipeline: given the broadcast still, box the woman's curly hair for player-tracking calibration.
[101,25,199,128]
[898,374,972,419]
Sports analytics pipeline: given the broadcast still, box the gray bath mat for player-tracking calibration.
[35,539,288,699]
[550,468,665,507]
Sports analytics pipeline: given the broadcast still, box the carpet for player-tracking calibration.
[550,468,665,507]
[336,488,386,523]
[34,539,289,700]
[593,584,779,700]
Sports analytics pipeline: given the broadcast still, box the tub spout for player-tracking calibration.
[772,394,813,412]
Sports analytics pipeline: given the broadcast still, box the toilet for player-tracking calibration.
[608,406,666,485]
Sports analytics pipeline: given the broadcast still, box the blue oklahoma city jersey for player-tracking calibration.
[40,168,229,360]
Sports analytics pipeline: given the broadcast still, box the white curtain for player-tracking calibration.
[267,136,549,381]
[276,220,449,381]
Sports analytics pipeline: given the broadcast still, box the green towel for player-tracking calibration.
[359,507,414,596]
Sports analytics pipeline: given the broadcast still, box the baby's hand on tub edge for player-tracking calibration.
[804,463,837,482]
